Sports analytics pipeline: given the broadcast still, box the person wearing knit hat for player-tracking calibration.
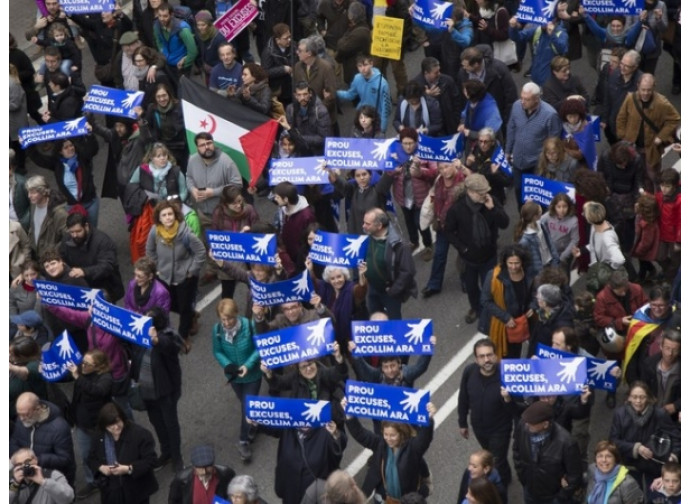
[194,10,225,80]
[169,444,236,504]
[443,169,509,324]
[513,397,583,502]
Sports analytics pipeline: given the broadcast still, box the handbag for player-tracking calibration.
[505,314,530,343]
[128,382,147,411]
[492,8,518,65]
[419,176,438,231]
[646,430,672,461]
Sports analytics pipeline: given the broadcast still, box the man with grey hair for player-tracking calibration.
[10,448,74,504]
[25,175,68,259]
[598,49,642,145]
[505,82,561,209]
[293,37,338,131]
[335,2,371,84]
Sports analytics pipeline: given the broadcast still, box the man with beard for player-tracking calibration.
[186,132,243,230]
[10,392,76,487]
[457,338,516,485]
[59,212,124,302]
[281,82,332,155]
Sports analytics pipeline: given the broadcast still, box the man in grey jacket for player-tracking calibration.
[10,448,74,504]
[185,132,243,229]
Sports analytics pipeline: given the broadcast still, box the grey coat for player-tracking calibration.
[145,221,206,285]
[585,464,644,504]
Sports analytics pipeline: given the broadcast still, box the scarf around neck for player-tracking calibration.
[156,220,180,246]
[588,464,621,504]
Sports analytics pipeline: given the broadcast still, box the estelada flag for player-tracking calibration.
[179,76,278,186]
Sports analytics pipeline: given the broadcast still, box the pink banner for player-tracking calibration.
[213,0,259,42]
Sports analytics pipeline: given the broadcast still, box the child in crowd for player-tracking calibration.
[631,193,660,283]
[655,169,681,282]
[650,462,681,504]
[515,200,559,278]
[541,193,579,275]
[32,23,81,74]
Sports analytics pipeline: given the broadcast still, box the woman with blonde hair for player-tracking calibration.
[536,137,577,183]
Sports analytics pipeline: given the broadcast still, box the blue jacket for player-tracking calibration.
[505,100,562,170]
[154,18,195,67]
[450,18,474,48]
[337,67,392,131]
[518,223,560,279]
[509,23,568,86]
[461,93,503,137]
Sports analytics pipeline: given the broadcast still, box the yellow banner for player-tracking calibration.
[371,15,404,60]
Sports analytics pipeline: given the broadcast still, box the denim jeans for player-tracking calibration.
[230,379,262,442]
[366,284,402,320]
[75,427,94,484]
[425,230,450,291]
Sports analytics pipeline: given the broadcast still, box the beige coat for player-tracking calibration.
[10,220,31,278]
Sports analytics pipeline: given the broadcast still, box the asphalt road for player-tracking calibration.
[9,1,682,502]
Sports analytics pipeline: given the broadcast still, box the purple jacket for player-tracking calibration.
[124,278,172,315]
[45,305,129,381]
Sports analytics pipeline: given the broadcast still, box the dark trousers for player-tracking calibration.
[366,284,402,320]
[230,379,262,442]
[463,255,496,314]
[145,394,181,463]
[401,206,432,248]
[475,428,512,485]
[169,276,198,339]
[425,230,450,291]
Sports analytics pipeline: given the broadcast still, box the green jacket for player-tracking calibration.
[212,317,262,383]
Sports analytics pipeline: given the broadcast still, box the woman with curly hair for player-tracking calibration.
[231,63,272,116]
[558,98,592,167]
[536,137,577,183]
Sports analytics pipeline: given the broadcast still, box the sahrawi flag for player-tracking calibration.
[179,76,278,186]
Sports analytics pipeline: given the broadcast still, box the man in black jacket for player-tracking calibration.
[169,445,235,504]
[445,174,509,324]
[60,212,124,302]
[411,57,462,136]
[513,401,582,504]
[458,338,516,485]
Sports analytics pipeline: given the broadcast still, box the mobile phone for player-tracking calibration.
[197,187,206,191]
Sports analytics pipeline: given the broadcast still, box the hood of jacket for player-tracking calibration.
[284,194,311,216]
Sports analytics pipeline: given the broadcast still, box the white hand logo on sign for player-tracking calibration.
[252,234,273,255]
[292,270,311,296]
[306,318,329,347]
[404,319,431,345]
[56,331,74,360]
[371,138,397,161]
[301,400,329,422]
[343,235,367,258]
[557,357,585,384]
[129,315,149,336]
[440,133,461,156]
[400,389,427,414]
[588,360,615,381]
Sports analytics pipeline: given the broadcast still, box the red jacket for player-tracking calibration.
[594,283,648,333]
[655,189,680,243]
[631,216,659,261]
[391,159,438,208]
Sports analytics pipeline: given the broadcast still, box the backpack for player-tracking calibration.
[172,5,198,37]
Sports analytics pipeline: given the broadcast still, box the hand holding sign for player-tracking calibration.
[400,389,427,414]
[557,357,585,384]
[301,400,329,422]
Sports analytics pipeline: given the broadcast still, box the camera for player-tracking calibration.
[22,464,36,477]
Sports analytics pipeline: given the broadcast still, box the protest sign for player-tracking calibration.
[411,0,453,31]
[308,230,369,268]
[249,270,313,306]
[214,0,259,42]
[19,117,90,148]
[91,293,152,348]
[207,231,276,264]
[500,358,588,396]
[345,380,430,425]
[40,331,84,382]
[492,145,513,176]
[34,280,100,310]
[371,15,405,60]
[351,319,434,356]
[83,85,144,119]
[245,396,332,427]
[325,137,401,171]
[417,133,464,162]
[254,318,334,369]
[581,0,642,14]
[61,0,115,14]
[269,157,330,186]
[535,343,619,391]
[521,174,575,206]
[516,0,558,25]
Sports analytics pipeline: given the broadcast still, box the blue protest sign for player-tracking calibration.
[245,396,332,427]
[40,331,84,382]
[91,293,152,348]
[572,122,598,170]
[411,0,454,31]
[501,358,587,396]
[351,319,434,356]
[345,380,430,425]
[83,85,144,119]
[254,318,334,369]
[515,0,558,25]
[34,280,101,310]
[206,230,276,265]
[269,157,330,186]
[581,0,641,14]
[417,133,464,162]
[212,498,230,504]
[491,145,513,176]
[588,115,601,142]
[325,137,401,171]
[250,270,313,306]
[521,174,575,206]
[61,0,116,14]
[308,230,369,268]
[535,344,619,391]
[19,117,90,148]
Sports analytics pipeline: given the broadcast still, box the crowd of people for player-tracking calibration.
[8,0,682,503]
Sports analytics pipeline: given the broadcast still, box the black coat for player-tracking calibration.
[51,134,99,206]
[457,364,515,434]
[527,302,575,357]
[88,422,159,504]
[411,72,462,136]
[640,353,681,416]
[346,416,433,499]
[72,371,113,430]
[168,465,235,504]
[130,328,182,400]
[513,420,582,501]
[59,227,125,302]
[260,37,298,104]
[48,87,83,122]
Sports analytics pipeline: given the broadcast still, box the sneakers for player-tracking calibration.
[76,483,99,500]
[465,309,478,324]
[153,455,171,472]
[421,246,433,262]
[237,441,252,462]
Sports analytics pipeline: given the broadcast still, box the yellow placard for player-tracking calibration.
[371,15,404,60]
